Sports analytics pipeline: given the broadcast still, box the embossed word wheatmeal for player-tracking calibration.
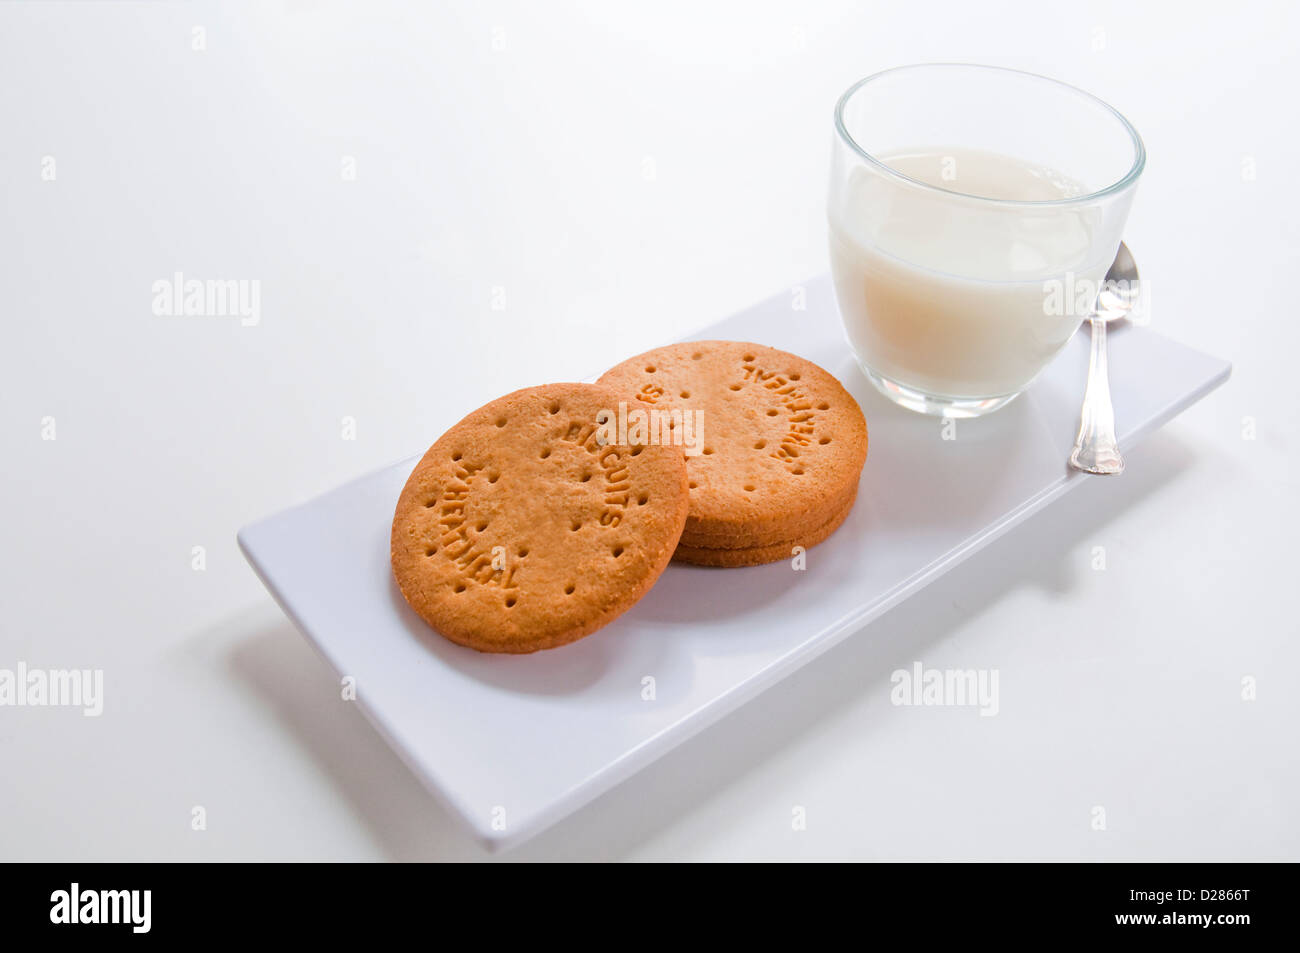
[598,341,868,566]
[392,384,689,653]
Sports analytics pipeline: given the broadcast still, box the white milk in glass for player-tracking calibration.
[829,147,1111,400]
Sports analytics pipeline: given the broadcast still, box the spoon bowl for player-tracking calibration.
[1095,242,1141,323]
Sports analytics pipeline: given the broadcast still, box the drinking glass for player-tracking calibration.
[829,64,1145,416]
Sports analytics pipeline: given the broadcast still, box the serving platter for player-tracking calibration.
[238,275,1230,851]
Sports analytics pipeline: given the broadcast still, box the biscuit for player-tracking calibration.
[391,384,689,653]
[597,341,868,541]
[672,488,858,567]
[677,479,859,549]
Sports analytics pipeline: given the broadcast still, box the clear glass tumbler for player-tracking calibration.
[829,64,1145,417]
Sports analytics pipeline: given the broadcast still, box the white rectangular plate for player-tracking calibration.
[239,276,1230,851]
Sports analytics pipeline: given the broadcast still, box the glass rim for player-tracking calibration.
[833,63,1147,207]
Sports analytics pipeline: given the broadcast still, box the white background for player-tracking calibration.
[1,1,1296,861]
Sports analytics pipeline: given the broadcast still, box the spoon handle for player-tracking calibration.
[1069,316,1124,475]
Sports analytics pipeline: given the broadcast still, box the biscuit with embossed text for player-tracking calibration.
[598,341,867,549]
[391,384,689,653]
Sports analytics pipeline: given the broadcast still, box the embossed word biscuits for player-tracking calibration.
[391,384,690,653]
[598,342,867,566]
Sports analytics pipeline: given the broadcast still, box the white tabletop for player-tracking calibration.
[2,1,1295,861]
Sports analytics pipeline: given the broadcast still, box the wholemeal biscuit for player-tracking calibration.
[391,384,689,653]
[677,478,859,549]
[597,341,868,541]
[672,488,858,567]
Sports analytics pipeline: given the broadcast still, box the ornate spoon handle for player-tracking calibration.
[1069,316,1124,475]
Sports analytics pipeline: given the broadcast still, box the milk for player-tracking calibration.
[829,148,1113,400]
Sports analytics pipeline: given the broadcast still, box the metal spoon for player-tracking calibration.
[1068,242,1140,475]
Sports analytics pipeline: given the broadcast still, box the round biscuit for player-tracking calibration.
[391,383,689,653]
[598,341,867,540]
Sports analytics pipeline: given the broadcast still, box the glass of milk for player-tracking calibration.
[829,64,1145,417]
